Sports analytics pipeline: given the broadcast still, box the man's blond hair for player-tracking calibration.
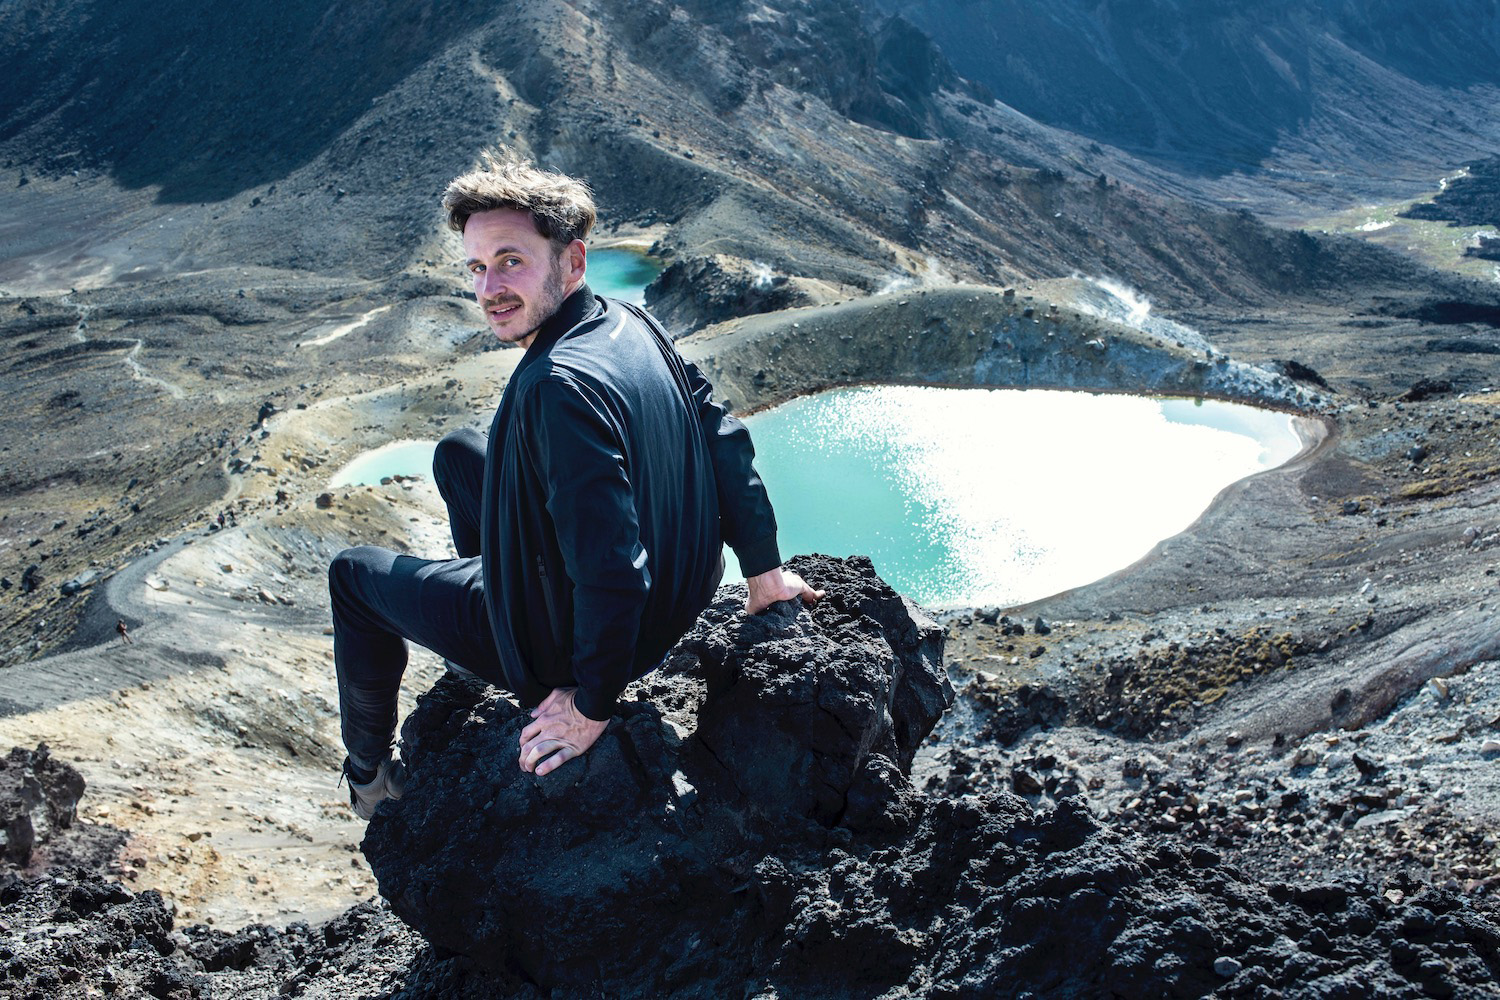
[442,149,596,250]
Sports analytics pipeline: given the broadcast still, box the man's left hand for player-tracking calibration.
[518,687,608,776]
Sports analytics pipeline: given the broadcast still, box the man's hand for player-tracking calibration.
[518,687,609,776]
[745,566,825,615]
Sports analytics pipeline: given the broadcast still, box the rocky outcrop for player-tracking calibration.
[0,744,85,865]
[361,554,951,986]
[644,254,822,335]
[4,559,1500,997]
[1405,157,1500,227]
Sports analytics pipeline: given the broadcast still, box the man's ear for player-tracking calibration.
[564,239,587,286]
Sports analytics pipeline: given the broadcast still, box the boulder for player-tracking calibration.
[0,744,86,864]
[642,254,819,335]
[362,554,950,986]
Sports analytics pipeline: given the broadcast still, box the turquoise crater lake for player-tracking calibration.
[724,386,1309,608]
[587,247,663,305]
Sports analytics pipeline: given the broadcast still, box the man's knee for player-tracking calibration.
[329,545,391,600]
[433,428,485,491]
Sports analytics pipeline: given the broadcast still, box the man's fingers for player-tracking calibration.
[519,736,554,772]
[520,719,544,745]
[519,737,573,774]
[535,746,573,776]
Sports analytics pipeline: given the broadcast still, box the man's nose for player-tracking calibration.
[476,268,506,299]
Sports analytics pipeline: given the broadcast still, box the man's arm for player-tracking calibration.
[681,356,781,577]
[680,356,823,613]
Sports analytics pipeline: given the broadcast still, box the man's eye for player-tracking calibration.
[468,263,484,274]
[504,257,523,267]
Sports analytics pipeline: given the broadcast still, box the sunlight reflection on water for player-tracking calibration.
[726,385,1306,607]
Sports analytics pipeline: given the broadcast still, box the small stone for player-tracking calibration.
[1032,616,1052,636]
[1481,740,1500,755]
[316,492,334,509]
[1213,956,1242,978]
[1011,768,1044,795]
[1341,500,1362,515]
[1225,730,1244,748]
[1428,677,1450,701]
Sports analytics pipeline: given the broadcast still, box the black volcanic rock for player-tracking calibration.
[0,744,85,864]
[644,254,819,335]
[1403,157,1500,227]
[5,557,1500,996]
[362,554,951,986]
[352,555,1500,998]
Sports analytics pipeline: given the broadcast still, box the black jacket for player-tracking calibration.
[480,286,780,721]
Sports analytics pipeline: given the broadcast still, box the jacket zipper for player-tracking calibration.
[536,554,563,649]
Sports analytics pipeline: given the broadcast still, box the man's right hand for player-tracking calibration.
[745,566,824,615]
[518,687,608,776]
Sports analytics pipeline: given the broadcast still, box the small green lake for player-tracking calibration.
[587,247,662,305]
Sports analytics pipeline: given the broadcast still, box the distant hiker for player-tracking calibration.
[115,619,132,644]
[328,150,821,819]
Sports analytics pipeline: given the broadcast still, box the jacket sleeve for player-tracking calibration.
[525,376,648,722]
[680,355,782,578]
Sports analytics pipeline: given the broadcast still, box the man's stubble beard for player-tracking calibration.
[484,253,569,345]
[528,255,568,340]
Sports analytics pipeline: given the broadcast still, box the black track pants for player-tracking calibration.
[328,428,506,768]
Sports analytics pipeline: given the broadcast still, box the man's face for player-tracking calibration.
[462,208,585,348]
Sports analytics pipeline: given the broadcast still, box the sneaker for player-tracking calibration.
[343,756,406,820]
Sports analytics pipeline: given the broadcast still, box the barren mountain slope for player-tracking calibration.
[872,0,1500,213]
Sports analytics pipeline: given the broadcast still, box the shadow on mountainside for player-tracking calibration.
[873,0,1500,178]
[0,0,473,202]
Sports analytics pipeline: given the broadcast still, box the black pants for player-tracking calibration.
[328,428,505,769]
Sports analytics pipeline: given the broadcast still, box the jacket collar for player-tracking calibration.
[521,284,599,359]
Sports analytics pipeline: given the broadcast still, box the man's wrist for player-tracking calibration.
[733,532,781,579]
[572,686,617,723]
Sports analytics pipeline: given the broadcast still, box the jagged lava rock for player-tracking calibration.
[0,743,85,864]
[361,554,952,986]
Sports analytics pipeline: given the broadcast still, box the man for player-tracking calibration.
[328,151,821,819]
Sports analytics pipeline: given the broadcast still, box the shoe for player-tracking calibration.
[343,756,406,820]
